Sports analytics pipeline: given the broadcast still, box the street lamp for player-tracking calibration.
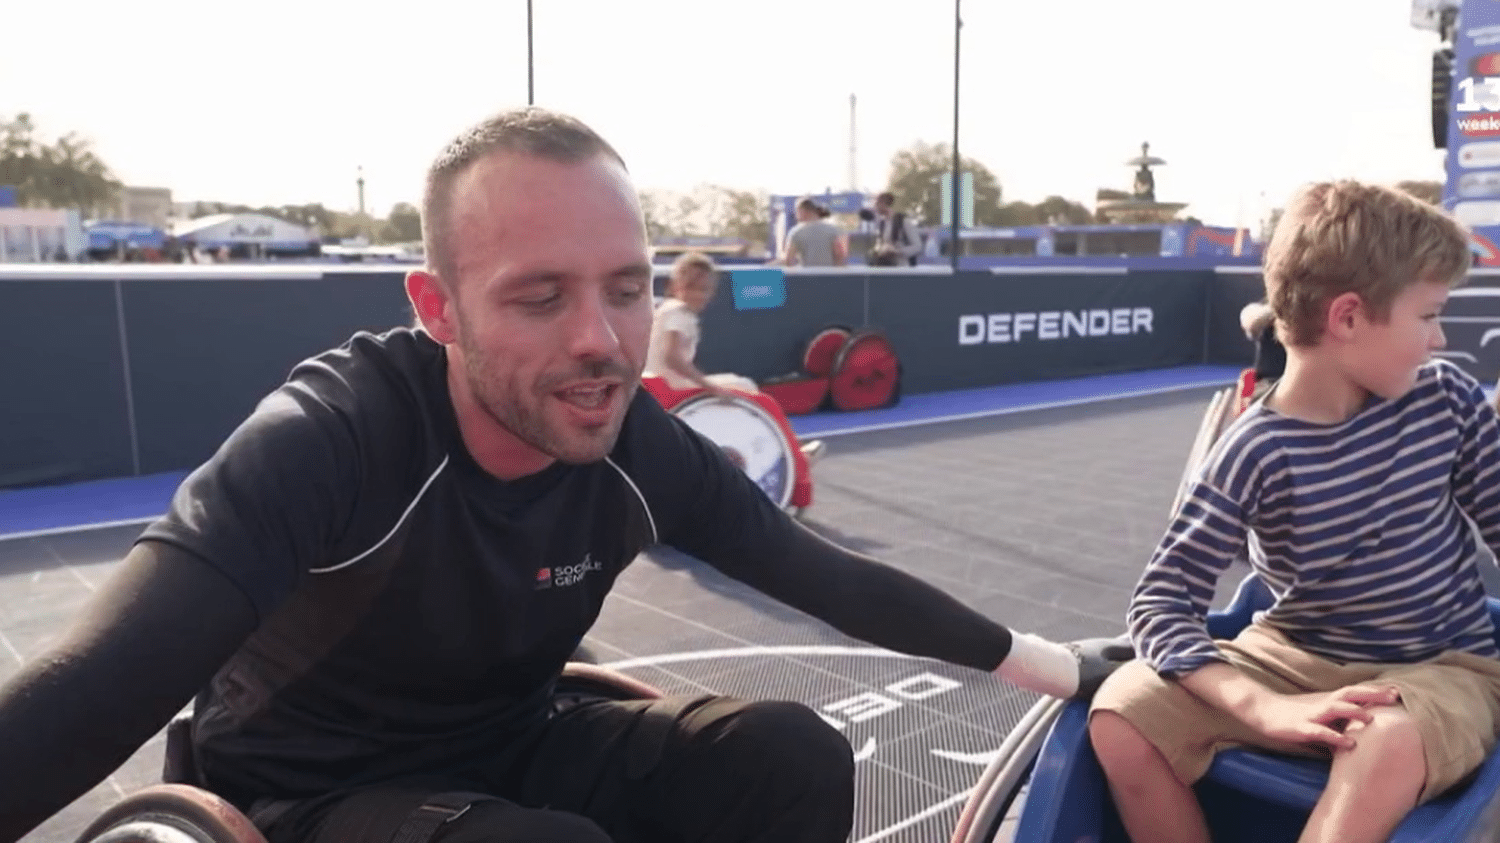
[527,0,535,105]
[950,0,962,272]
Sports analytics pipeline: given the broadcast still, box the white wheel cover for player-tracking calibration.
[672,394,796,510]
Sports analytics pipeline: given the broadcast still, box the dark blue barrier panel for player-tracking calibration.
[864,270,1209,394]
[692,272,867,381]
[0,279,134,488]
[122,271,412,475]
[1205,269,1500,386]
[1441,271,1500,386]
[1207,270,1265,367]
[1,264,1254,490]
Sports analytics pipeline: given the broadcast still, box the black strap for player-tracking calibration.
[390,791,500,843]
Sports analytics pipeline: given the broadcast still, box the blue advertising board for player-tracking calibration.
[1445,0,1500,265]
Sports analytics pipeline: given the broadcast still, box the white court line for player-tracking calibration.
[800,376,1234,439]
[2,375,1231,543]
[603,645,989,843]
[0,516,157,544]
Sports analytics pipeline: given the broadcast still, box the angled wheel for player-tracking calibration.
[550,661,665,716]
[828,331,900,412]
[557,661,664,701]
[1172,386,1236,517]
[947,698,1067,843]
[72,784,267,843]
[802,325,852,378]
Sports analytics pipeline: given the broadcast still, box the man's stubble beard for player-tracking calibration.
[456,321,639,465]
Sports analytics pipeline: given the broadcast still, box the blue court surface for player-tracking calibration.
[0,364,1241,542]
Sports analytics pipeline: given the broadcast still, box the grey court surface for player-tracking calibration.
[2,388,1252,843]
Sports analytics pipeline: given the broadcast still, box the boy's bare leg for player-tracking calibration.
[1089,710,1211,843]
[1298,707,1425,843]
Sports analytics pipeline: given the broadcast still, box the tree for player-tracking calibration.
[1033,195,1094,225]
[0,113,121,215]
[387,202,422,242]
[992,202,1041,226]
[638,191,669,239]
[704,186,769,247]
[884,141,1003,226]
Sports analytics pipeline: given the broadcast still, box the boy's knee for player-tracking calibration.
[1089,710,1159,774]
[1350,707,1425,767]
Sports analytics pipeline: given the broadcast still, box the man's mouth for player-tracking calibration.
[555,383,622,417]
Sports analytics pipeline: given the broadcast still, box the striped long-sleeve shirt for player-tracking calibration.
[1132,360,1500,677]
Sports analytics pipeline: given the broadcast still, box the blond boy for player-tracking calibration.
[1090,180,1500,843]
[644,251,758,396]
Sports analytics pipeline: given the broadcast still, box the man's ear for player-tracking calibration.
[406,270,457,344]
[1324,292,1362,341]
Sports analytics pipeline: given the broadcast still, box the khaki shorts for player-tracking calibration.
[1090,623,1500,803]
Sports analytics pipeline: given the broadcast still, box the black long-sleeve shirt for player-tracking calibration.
[0,328,1014,840]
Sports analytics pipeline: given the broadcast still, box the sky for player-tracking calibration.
[3,0,1454,233]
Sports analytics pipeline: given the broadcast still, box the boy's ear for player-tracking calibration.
[1324,292,1363,341]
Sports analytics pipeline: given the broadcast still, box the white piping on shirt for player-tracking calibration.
[605,457,659,543]
[310,456,451,574]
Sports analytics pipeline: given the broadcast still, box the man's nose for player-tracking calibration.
[567,293,622,359]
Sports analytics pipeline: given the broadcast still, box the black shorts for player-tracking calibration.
[254,694,854,843]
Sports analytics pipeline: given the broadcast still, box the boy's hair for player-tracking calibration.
[1263,180,1472,347]
[670,251,716,287]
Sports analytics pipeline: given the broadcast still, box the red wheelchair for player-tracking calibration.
[642,377,819,516]
[70,664,662,843]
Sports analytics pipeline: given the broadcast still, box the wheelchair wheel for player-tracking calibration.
[557,661,664,701]
[72,784,268,843]
[1171,386,1236,516]
[551,661,665,717]
[671,393,799,511]
[827,331,901,412]
[947,697,1065,843]
[802,325,852,378]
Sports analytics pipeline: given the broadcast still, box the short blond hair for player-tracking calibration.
[1263,180,1471,347]
[670,251,716,284]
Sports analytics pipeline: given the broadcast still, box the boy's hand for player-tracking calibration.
[1244,684,1401,750]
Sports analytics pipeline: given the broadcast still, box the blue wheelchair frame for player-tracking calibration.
[1010,573,1500,843]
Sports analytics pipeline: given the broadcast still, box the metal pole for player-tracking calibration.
[950,0,962,272]
[527,0,535,104]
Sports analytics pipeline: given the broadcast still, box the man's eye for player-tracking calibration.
[520,295,561,310]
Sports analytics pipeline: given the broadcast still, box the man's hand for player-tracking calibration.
[1067,634,1135,699]
[1243,685,1400,751]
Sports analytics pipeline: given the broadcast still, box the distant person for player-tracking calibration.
[1240,299,1286,390]
[644,251,759,395]
[869,192,921,267]
[780,197,846,267]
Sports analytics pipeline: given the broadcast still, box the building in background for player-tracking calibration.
[107,186,173,228]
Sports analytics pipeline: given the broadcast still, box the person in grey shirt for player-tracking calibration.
[781,197,847,266]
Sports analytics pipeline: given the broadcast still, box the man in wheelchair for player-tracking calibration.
[1088,180,1500,843]
[0,107,1130,843]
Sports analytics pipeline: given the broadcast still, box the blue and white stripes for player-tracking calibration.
[1132,360,1500,676]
